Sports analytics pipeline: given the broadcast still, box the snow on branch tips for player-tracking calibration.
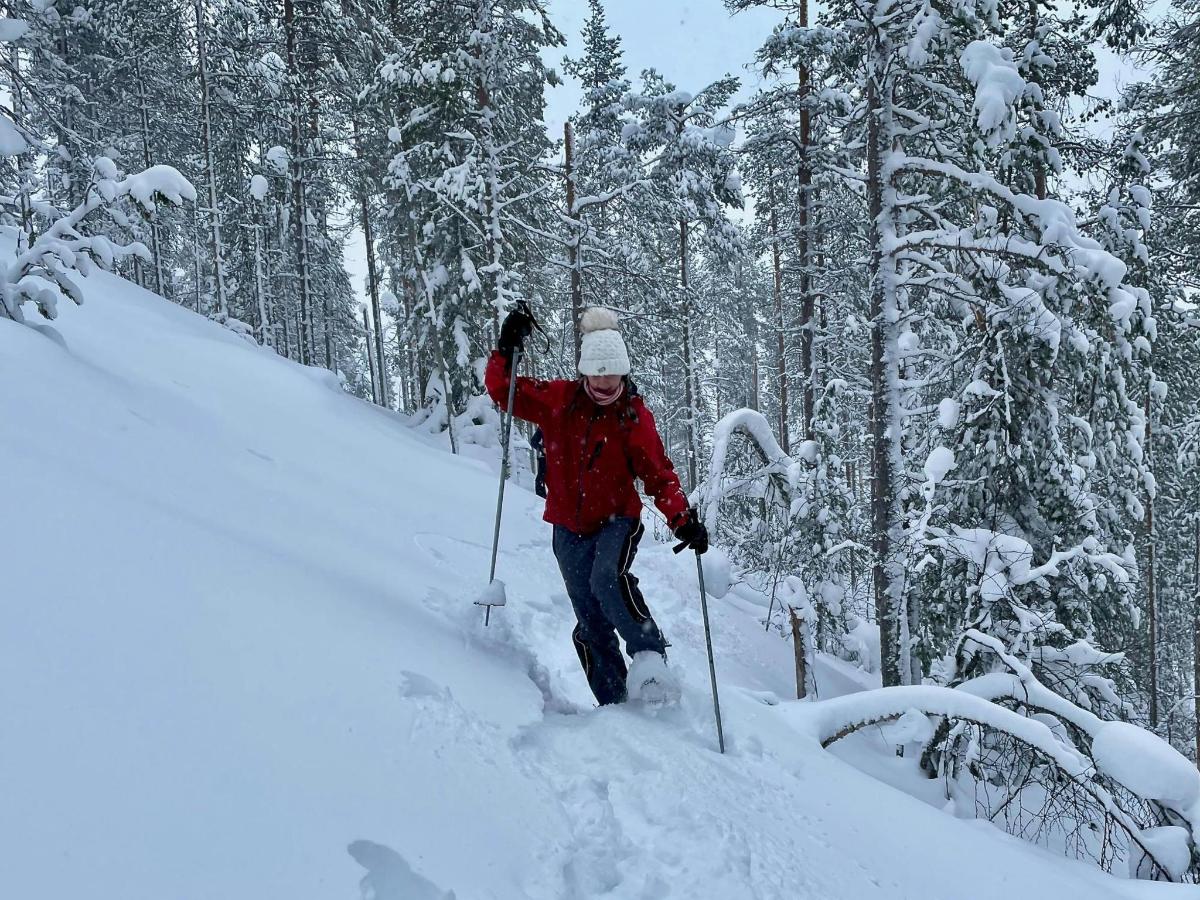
[960,42,1026,147]
[1,160,196,323]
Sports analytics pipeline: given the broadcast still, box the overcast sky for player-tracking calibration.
[542,0,785,138]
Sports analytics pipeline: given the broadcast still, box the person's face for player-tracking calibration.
[586,374,622,392]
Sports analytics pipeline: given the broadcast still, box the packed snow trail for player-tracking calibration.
[0,271,1187,899]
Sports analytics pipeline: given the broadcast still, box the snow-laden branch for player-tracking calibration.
[2,161,195,323]
[795,683,1197,881]
[699,408,796,532]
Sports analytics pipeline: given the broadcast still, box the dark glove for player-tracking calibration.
[673,510,709,555]
[498,308,535,358]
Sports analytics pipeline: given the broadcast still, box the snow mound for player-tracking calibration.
[924,446,956,485]
[701,546,733,599]
[1128,827,1193,882]
[1092,721,1200,810]
[0,115,27,156]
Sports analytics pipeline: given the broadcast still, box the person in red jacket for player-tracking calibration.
[486,305,709,706]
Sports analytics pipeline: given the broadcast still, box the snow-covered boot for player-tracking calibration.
[627,651,681,705]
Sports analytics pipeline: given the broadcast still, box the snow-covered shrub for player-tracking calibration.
[409,361,532,478]
[1,158,195,323]
[698,399,863,672]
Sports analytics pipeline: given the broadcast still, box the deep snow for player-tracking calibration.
[1,270,1190,899]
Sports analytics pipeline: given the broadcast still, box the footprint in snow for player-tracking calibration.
[347,840,456,900]
[397,670,451,702]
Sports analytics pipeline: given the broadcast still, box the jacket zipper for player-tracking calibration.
[575,411,599,530]
[585,439,604,471]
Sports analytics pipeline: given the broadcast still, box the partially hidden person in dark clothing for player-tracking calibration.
[485,305,709,706]
[530,427,548,499]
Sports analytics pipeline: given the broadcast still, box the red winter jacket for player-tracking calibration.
[485,351,690,535]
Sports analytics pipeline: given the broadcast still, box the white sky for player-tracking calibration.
[541,0,785,139]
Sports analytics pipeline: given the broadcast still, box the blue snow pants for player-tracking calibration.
[552,516,667,706]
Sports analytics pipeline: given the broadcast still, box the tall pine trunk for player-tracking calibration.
[1193,516,1199,769]
[285,0,314,365]
[769,177,789,455]
[739,255,759,411]
[680,217,699,491]
[565,121,584,363]
[253,217,272,349]
[866,20,902,688]
[361,199,388,406]
[797,0,815,438]
[1145,387,1158,727]
[363,305,380,404]
[354,120,388,408]
[191,203,203,313]
[194,0,227,318]
[133,55,166,299]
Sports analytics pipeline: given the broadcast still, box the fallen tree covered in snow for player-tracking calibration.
[801,641,1200,882]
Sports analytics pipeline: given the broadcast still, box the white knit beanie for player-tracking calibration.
[578,307,631,376]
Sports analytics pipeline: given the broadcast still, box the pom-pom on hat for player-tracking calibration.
[578,307,631,376]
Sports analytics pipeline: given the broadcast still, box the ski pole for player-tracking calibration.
[693,549,726,753]
[479,346,521,627]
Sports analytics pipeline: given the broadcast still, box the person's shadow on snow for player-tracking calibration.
[348,840,456,900]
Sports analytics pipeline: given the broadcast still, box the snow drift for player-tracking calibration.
[1,269,1189,899]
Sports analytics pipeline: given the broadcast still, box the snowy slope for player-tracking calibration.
[1,272,1188,900]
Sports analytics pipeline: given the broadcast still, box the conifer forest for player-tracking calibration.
[5,0,1200,884]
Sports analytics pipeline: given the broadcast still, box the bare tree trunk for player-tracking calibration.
[797,0,815,438]
[363,305,380,404]
[680,217,699,491]
[737,255,759,411]
[194,0,228,318]
[394,316,408,410]
[847,459,860,606]
[133,55,166,298]
[714,317,721,423]
[273,199,291,358]
[353,132,389,406]
[57,24,81,210]
[790,606,808,700]
[769,178,789,455]
[10,50,35,251]
[565,121,583,363]
[1030,0,1047,202]
[406,231,427,407]
[1193,516,1199,769]
[867,24,900,688]
[413,236,458,453]
[285,0,314,365]
[280,306,291,359]
[391,265,412,411]
[253,219,272,349]
[363,202,388,405]
[1146,388,1158,728]
[191,203,203,313]
[472,10,506,343]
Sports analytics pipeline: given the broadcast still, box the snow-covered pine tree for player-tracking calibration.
[381,0,560,446]
[558,0,650,360]
[625,72,742,490]
[1127,9,1200,753]
[807,0,1156,690]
